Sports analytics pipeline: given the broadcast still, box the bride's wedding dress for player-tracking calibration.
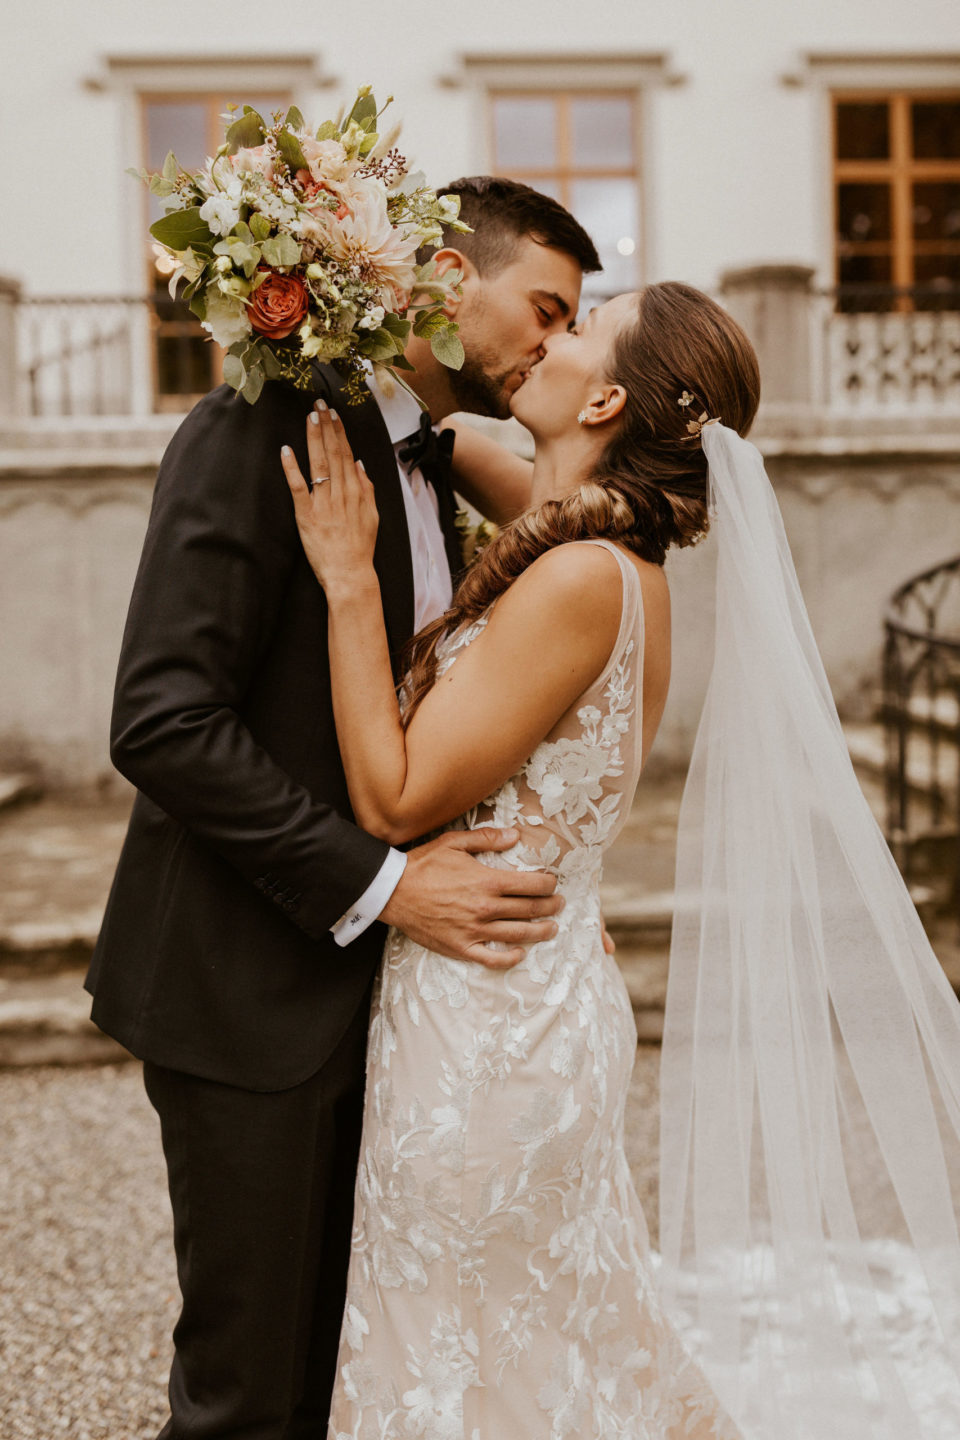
[327,540,739,1440]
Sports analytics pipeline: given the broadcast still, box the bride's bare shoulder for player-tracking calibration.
[500,539,625,620]
[520,538,628,588]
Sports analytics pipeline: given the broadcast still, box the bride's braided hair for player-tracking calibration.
[402,282,760,722]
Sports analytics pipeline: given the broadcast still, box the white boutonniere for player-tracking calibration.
[454,508,498,569]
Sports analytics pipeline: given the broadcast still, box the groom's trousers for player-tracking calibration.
[143,990,370,1440]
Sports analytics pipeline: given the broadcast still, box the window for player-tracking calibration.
[489,91,641,298]
[833,92,960,312]
[142,91,289,409]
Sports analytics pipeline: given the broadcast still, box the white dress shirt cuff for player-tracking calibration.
[330,847,408,946]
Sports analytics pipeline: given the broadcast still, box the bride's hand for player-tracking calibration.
[281,400,379,596]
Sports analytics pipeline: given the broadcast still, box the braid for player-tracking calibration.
[402,481,654,723]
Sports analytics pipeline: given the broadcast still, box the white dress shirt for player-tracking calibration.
[330,371,454,946]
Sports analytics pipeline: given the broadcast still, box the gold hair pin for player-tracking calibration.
[678,391,720,437]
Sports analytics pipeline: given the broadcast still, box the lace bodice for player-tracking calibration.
[433,539,646,895]
[329,537,740,1439]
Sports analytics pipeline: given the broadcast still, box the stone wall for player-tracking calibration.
[0,425,168,790]
[660,440,960,767]
[1,414,958,788]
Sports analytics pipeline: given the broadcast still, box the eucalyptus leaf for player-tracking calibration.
[148,176,177,198]
[150,207,215,253]
[223,354,246,391]
[315,119,338,142]
[359,131,378,156]
[391,353,416,371]
[285,105,305,131]
[362,330,402,363]
[260,347,283,380]
[430,328,465,371]
[260,233,301,268]
[376,325,406,354]
[213,237,261,278]
[380,312,410,340]
[241,365,265,404]
[188,292,207,322]
[225,109,265,154]
[277,127,308,176]
[249,212,271,242]
[413,309,449,339]
[232,219,253,244]
[162,150,179,182]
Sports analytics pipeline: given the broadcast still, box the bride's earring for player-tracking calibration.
[577,410,587,425]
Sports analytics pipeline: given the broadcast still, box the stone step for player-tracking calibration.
[616,945,669,1043]
[0,770,42,814]
[599,886,674,947]
[0,911,103,974]
[0,795,130,976]
[1,918,955,1069]
[0,967,129,1066]
[845,721,958,799]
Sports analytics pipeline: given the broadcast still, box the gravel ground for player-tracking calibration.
[0,1049,663,1439]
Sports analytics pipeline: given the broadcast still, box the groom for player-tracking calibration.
[87,176,600,1438]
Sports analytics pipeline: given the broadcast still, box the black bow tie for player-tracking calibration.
[398,412,455,491]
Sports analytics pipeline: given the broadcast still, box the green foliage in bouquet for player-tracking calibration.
[133,89,470,404]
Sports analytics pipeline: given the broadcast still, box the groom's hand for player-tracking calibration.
[379,828,563,970]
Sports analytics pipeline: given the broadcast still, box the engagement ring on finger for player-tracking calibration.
[312,475,329,488]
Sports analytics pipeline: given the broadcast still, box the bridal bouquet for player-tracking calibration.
[137,89,469,403]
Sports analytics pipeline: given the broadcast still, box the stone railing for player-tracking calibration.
[827,300,960,415]
[0,282,156,419]
[719,265,960,420]
[2,268,960,423]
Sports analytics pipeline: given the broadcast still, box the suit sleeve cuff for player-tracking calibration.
[330,847,407,946]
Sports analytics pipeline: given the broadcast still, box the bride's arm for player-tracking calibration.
[281,404,621,845]
[444,417,534,524]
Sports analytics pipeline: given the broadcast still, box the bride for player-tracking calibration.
[281,282,960,1439]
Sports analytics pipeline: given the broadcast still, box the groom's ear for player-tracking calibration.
[430,248,476,318]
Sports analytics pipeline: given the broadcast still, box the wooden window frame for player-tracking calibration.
[488,89,642,290]
[832,88,960,311]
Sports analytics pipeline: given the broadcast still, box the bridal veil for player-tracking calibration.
[658,422,960,1439]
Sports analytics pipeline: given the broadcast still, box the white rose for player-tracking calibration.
[201,290,251,348]
[299,137,352,183]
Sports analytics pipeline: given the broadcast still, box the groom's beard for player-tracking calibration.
[447,346,516,420]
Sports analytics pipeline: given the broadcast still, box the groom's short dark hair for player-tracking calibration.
[426,175,602,277]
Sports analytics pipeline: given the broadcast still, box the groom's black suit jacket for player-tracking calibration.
[86,365,462,1091]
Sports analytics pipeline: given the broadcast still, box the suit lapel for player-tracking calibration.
[323,368,415,673]
[432,433,467,592]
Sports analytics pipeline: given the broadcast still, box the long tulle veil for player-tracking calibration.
[658,422,960,1439]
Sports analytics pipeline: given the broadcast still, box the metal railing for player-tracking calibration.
[883,554,960,931]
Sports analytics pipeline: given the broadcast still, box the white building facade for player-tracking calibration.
[1,0,959,793]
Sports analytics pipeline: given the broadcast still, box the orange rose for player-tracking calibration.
[249,270,309,340]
